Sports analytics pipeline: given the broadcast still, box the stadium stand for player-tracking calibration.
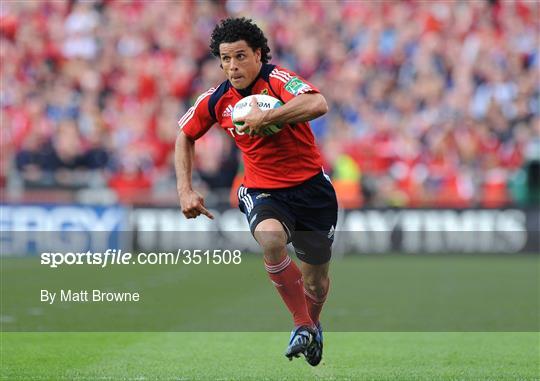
[2,1,538,207]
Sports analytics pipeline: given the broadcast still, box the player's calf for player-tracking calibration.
[301,261,330,325]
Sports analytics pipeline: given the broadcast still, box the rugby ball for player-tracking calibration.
[232,94,283,136]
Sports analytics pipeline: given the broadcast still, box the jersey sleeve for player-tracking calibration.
[177,87,216,140]
[268,66,320,103]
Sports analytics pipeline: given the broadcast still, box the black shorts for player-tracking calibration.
[237,171,338,265]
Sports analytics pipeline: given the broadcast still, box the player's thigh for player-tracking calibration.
[292,205,336,265]
[291,199,337,266]
[237,185,295,242]
[292,231,333,265]
[291,173,338,265]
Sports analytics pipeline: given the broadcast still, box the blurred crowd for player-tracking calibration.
[2,0,539,207]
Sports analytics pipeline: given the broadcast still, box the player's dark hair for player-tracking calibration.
[210,17,272,64]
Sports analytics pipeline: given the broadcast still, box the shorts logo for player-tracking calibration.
[256,193,271,200]
[260,89,269,95]
[284,77,310,96]
[328,225,335,239]
[222,104,234,118]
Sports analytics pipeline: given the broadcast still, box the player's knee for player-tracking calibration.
[258,231,287,255]
[304,276,329,300]
[254,219,287,255]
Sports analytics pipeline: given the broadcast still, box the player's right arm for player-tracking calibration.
[175,88,217,220]
[175,132,213,219]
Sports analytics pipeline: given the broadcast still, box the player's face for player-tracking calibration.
[219,40,262,90]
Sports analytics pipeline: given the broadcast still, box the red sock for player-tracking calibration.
[265,256,313,327]
[303,279,329,325]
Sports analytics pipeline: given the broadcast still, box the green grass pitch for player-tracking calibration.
[1,254,538,379]
[2,332,538,380]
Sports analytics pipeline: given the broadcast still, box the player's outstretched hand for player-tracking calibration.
[235,97,266,137]
[178,189,214,220]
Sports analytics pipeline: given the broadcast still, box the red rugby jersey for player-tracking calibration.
[178,64,323,189]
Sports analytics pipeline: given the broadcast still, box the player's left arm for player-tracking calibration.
[262,92,328,126]
[237,92,327,135]
[236,68,328,135]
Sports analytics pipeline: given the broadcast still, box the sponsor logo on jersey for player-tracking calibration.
[222,104,234,118]
[284,77,310,96]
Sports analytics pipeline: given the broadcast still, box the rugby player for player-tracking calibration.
[175,17,338,366]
